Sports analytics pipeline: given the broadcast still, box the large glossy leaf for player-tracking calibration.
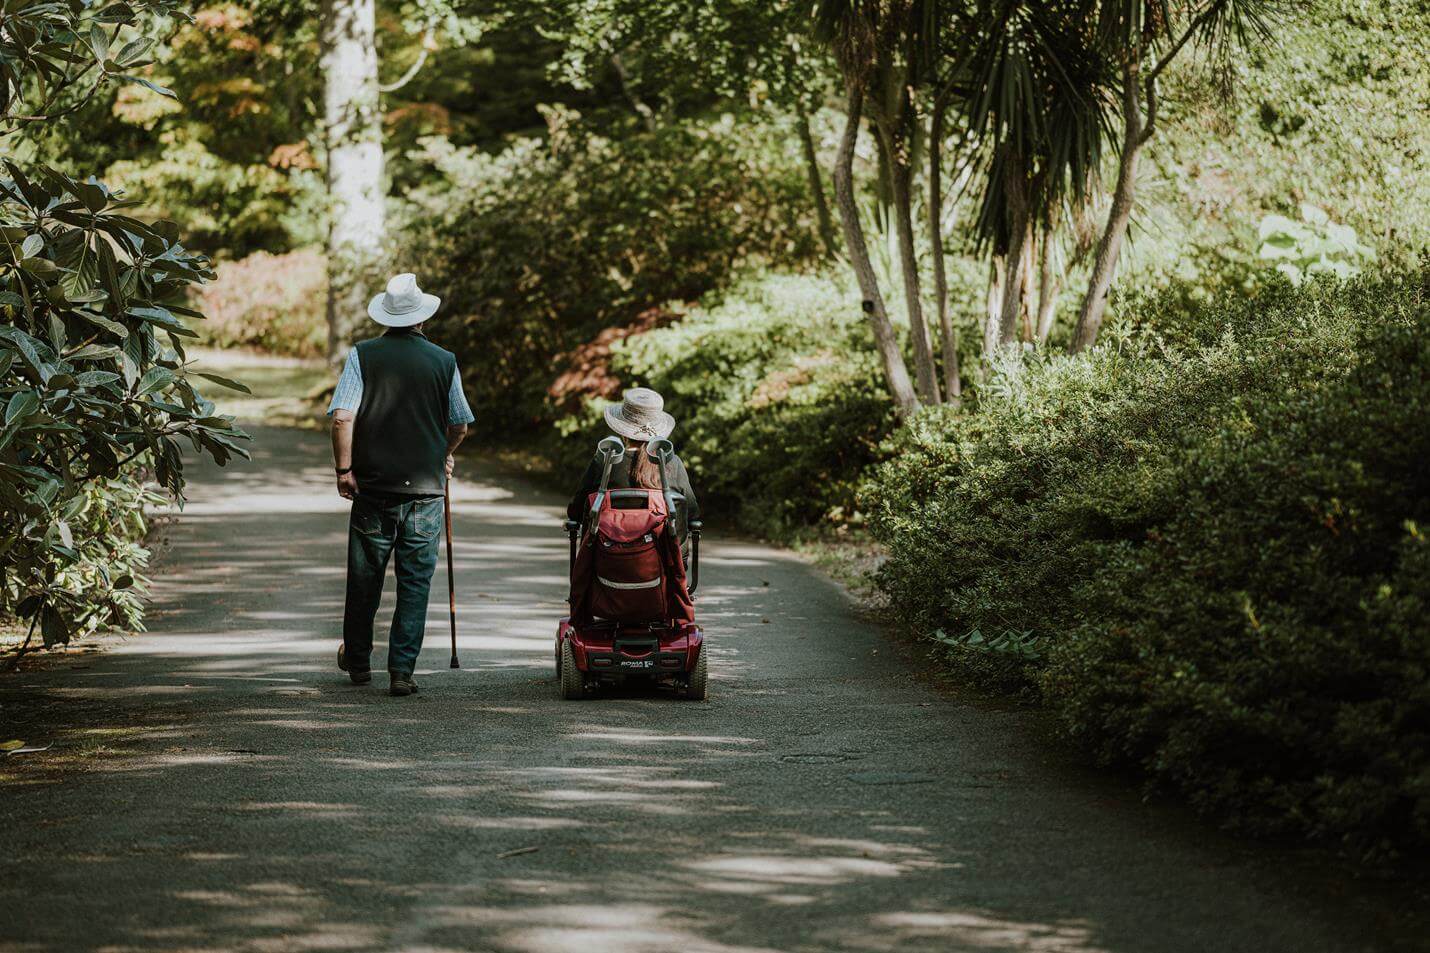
[135,365,174,396]
[0,325,48,369]
[77,181,108,213]
[66,344,121,361]
[5,390,41,425]
[192,371,252,394]
[117,74,175,98]
[73,370,121,388]
[76,309,128,338]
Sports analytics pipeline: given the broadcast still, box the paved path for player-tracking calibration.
[0,426,1414,952]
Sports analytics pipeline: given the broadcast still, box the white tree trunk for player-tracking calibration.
[1018,229,1035,342]
[885,128,940,405]
[927,95,959,407]
[1036,231,1059,344]
[321,0,385,364]
[996,192,1030,353]
[982,255,1006,359]
[1071,62,1144,354]
[795,99,839,258]
[833,86,919,416]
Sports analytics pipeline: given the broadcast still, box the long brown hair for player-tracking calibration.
[623,437,663,490]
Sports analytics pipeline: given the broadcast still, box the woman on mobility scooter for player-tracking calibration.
[557,388,706,700]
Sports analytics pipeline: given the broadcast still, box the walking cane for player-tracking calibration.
[445,478,459,669]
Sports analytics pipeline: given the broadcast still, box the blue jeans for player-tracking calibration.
[342,494,444,676]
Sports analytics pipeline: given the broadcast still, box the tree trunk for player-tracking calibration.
[1018,229,1036,342]
[1036,229,1059,344]
[982,254,1006,359]
[882,126,940,405]
[795,100,839,259]
[1071,61,1144,353]
[995,169,1031,353]
[928,94,960,407]
[321,0,385,364]
[873,127,893,227]
[832,85,918,416]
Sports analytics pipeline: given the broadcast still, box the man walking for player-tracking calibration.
[328,273,474,696]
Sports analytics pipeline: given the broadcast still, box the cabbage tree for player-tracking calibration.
[812,0,943,413]
[948,0,1111,355]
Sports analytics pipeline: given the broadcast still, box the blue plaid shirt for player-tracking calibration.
[327,348,475,426]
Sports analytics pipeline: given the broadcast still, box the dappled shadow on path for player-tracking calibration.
[0,426,1396,953]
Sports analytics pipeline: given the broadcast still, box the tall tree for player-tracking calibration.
[819,0,944,403]
[954,0,1111,356]
[927,79,964,403]
[320,0,384,364]
[813,1,923,413]
[794,96,841,258]
[879,103,942,403]
[835,87,919,414]
[1070,0,1279,352]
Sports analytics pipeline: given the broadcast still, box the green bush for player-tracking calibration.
[196,248,327,357]
[1,161,250,649]
[7,477,166,642]
[865,270,1430,858]
[554,272,894,536]
[2,2,247,652]
[402,116,821,436]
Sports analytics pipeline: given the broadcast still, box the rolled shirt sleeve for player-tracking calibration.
[327,348,363,416]
[448,368,475,426]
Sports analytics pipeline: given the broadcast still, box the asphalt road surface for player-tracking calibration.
[0,425,1418,953]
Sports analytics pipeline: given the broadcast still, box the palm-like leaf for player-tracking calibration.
[953,0,1113,252]
[810,0,946,86]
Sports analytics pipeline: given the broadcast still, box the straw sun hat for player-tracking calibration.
[368,273,441,327]
[604,387,675,441]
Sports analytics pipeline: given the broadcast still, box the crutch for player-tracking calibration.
[445,479,459,669]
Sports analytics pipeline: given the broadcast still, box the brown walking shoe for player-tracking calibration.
[389,673,418,697]
[337,644,371,685]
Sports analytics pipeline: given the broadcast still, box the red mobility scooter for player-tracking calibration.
[556,436,706,700]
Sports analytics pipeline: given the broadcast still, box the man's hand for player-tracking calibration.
[337,471,359,500]
[444,425,467,484]
[331,410,357,500]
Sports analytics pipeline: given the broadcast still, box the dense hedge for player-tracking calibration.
[865,271,1429,859]
[554,272,894,536]
[404,117,820,437]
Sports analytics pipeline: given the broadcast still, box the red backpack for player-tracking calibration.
[571,489,694,625]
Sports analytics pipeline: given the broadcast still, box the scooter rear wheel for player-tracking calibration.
[681,647,708,701]
[560,638,587,700]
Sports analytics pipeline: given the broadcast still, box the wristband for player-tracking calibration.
[335,466,353,476]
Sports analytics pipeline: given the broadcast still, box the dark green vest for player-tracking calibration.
[352,329,455,496]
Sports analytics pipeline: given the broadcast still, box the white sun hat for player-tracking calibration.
[604,387,676,441]
[368,273,441,327]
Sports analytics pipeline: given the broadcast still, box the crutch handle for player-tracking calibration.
[645,438,677,531]
[587,436,625,531]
